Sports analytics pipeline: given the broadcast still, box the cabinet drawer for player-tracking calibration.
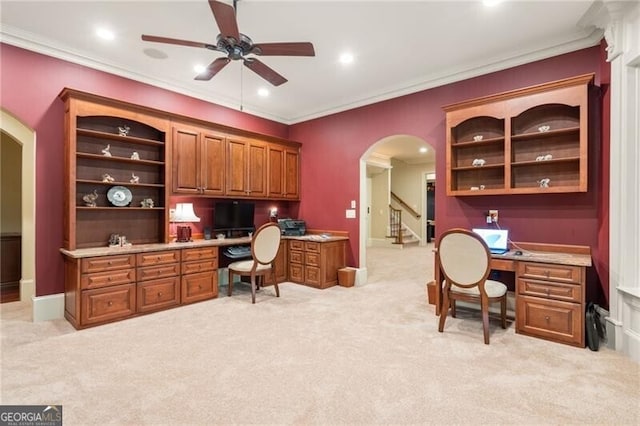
[289,263,304,283]
[517,278,582,303]
[305,241,320,253]
[182,247,217,262]
[289,240,304,251]
[305,266,320,286]
[81,268,136,289]
[137,277,180,313]
[181,271,218,304]
[137,263,181,282]
[518,262,583,284]
[81,255,135,273]
[516,295,583,347]
[182,260,217,275]
[137,250,180,267]
[305,252,320,267]
[81,283,136,325]
[289,250,304,264]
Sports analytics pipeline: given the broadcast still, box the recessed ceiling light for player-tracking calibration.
[96,27,115,41]
[143,48,168,60]
[194,64,206,74]
[419,147,428,154]
[257,88,269,97]
[339,52,354,65]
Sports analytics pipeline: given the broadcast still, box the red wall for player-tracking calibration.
[1,42,611,306]
[0,43,287,296]
[290,44,610,306]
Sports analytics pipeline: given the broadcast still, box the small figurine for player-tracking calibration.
[83,190,98,207]
[535,155,545,161]
[538,125,550,133]
[130,173,139,184]
[102,173,115,183]
[472,158,486,167]
[544,154,553,161]
[109,234,120,247]
[101,144,112,157]
[118,125,130,136]
[130,151,140,160]
[473,135,483,142]
[538,178,551,188]
[140,198,154,208]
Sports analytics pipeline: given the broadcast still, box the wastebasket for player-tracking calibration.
[338,267,356,287]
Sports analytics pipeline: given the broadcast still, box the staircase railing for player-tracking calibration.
[390,191,421,219]
[389,205,403,244]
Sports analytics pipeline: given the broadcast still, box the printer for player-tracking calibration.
[277,218,306,236]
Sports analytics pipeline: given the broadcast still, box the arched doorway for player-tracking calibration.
[358,135,435,282]
[1,108,36,310]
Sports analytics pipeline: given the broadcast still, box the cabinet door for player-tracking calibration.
[201,132,225,195]
[226,138,248,196]
[268,145,300,200]
[226,137,267,197]
[263,241,287,285]
[172,126,201,194]
[247,141,267,197]
[182,271,218,304]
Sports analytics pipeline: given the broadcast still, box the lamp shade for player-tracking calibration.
[171,203,201,223]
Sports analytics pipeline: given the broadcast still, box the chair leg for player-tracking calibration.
[481,296,490,345]
[250,274,257,304]
[451,299,457,318]
[501,296,507,329]
[228,269,233,297]
[438,291,450,332]
[272,269,279,297]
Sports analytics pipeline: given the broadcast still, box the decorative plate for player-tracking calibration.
[107,185,132,207]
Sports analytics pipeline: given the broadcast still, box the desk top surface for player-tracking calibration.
[61,235,349,259]
[492,249,592,267]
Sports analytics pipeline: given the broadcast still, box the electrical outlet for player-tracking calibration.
[489,209,499,223]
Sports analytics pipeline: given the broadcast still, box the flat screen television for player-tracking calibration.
[214,201,255,233]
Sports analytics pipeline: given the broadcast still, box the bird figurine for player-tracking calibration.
[118,125,130,136]
[82,190,98,207]
[130,173,139,184]
[101,144,112,157]
[101,173,115,183]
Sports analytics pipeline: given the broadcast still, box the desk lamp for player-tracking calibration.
[171,203,200,242]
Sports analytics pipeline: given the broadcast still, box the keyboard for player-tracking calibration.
[225,246,251,258]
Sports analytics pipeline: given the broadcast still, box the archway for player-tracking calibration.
[358,134,435,282]
[1,108,36,309]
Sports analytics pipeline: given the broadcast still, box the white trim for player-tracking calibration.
[20,278,35,303]
[32,293,64,322]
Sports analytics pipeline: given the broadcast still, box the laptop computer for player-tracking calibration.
[472,228,509,254]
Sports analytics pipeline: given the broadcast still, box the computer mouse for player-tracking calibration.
[514,250,523,256]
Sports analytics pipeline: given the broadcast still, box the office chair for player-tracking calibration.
[437,228,507,344]
[228,222,282,303]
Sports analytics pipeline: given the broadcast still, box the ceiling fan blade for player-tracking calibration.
[243,58,287,86]
[209,0,240,42]
[141,34,216,50]
[195,57,231,80]
[252,42,315,57]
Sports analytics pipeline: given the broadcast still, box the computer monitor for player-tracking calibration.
[472,228,509,254]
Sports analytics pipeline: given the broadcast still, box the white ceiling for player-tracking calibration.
[2,0,602,129]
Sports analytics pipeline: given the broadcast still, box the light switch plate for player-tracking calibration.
[346,209,356,218]
[350,200,356,208]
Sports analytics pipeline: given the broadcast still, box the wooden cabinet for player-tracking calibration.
[226,137,267,197]
[262,240,288,285]
[181,247,218,304]
[288,239,347,289]
[268,144,300,200]
[136,250,180,313]
[60,89,169,250]
[172,123,225,195]
[516,261,585,347]
[443,74,593,196]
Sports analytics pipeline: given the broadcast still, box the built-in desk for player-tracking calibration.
[433,242,592,347]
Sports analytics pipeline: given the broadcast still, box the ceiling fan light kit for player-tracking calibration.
[141,0,315,86]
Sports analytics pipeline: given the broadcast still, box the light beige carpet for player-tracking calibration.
[1,245,638,425]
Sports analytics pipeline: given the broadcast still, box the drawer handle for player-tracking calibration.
[544,270,550,277]
[107,261,112,265]
[198,285,202,289]
[157,292,163,297]
[545,316,550,322]
[107,277,112,281]
[108,301,113,306]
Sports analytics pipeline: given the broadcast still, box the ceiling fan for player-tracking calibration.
[141,0,315,86]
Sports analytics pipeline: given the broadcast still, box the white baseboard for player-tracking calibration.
[32,293,64,322]
[354,267,367,286]
[20,278,35,303]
